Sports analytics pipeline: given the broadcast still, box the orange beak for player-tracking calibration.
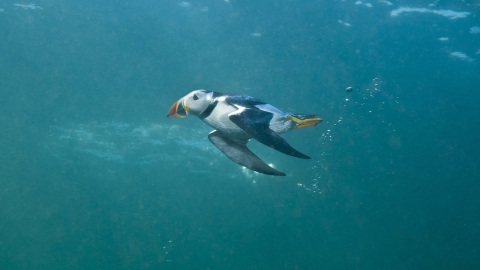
[167,98,188,118]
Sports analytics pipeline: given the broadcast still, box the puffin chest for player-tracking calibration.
[201,102,248,136]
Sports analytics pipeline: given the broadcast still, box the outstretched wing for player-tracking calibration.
[228,107,310,159]
[208,130,286,176]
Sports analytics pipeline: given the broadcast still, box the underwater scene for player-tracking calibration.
[1,0,479,269]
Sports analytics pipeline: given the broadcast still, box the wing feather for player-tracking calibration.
[228,108,310,159]
[208,130,286,176]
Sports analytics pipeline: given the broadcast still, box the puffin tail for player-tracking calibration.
[287,114,323,129]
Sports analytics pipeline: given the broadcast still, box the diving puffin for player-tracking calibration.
[167,90,322,176]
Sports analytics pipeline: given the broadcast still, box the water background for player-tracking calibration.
[1,0,479,269]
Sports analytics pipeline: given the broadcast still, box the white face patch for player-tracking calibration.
[206,91,214,101]
[183,90,212,116]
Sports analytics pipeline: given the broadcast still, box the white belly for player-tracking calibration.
[201,102,296,138]
[269,113,295,134]
[255,104,295,134]
[202,102,249,137]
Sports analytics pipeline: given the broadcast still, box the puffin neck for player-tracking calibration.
[199,100,218,119]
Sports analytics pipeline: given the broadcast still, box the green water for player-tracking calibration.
[1,1,479,269]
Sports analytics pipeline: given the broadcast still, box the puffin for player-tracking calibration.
[167,90,322,176]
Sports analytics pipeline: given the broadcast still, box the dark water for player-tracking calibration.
[1,0,479,269]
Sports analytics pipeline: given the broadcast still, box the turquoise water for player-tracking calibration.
[1,0,479,269]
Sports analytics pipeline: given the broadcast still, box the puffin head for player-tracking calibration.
[167,90,213,118]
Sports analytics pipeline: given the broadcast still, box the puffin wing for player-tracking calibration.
[208,130,286,176]
[228,107,311,159]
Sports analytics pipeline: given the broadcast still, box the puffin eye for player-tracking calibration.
[192,94,199,100]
